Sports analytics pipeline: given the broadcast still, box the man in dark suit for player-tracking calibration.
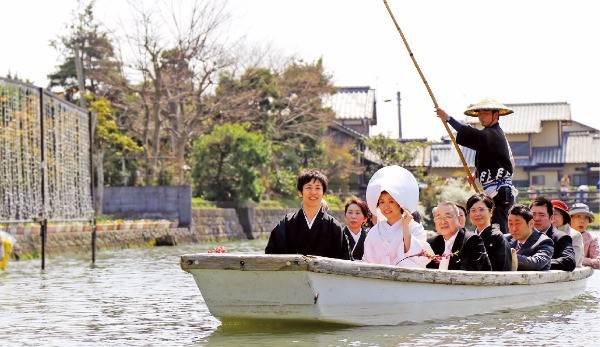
[506,204,554,271]
[529,197,576,271]
[427,201,491,271]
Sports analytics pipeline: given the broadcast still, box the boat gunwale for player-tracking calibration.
[180,253,594,286]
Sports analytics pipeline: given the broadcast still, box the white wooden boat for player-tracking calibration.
[180,253,594,326]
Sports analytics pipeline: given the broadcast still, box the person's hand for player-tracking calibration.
[467,172,476,185]
[435,107,448,122]
[401,210,413,228]
[401,210,414,252]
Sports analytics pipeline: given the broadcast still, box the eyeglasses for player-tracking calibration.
[469,208,490,214]
[434,214,455,222]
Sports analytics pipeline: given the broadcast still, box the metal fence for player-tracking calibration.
[517,187,599,212]
[0,77,93,223]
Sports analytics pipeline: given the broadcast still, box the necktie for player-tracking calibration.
[515,242,523,251]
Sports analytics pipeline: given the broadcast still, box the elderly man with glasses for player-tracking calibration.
[426,201,492,271]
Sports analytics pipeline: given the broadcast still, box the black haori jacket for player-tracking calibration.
[265,208,349,260]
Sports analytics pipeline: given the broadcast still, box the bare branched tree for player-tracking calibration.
[119,0,237,183]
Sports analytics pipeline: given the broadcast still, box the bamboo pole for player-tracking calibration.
[382,0,479,193]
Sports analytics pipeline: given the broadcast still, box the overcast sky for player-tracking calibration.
[2,0,598,140]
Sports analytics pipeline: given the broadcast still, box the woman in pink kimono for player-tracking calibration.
[569,203,599,269]
[362,165,433,267]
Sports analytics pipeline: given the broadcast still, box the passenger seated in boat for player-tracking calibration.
[552,200,583,267]
[265,169,349,260]
[342,197,370,261]
[529,197,576,271]
[569,203,600,269]
[506,204,553,271]
[362,165,432,267]
[466,193,512,271]
[454,203,468,229]
[427,201,492,271]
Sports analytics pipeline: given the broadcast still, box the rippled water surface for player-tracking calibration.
[2,235,600,346]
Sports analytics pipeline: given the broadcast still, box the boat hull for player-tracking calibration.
[181,254,594,326]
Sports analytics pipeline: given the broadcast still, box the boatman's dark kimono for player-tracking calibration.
[456,123,515,234]
[265,208,349,260]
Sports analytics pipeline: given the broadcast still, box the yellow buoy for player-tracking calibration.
[0,234,14,270]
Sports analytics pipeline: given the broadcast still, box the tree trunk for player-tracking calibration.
[74,46,87,111]
[174,137,187,184]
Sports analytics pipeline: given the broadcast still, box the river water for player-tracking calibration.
[2,236,600,346]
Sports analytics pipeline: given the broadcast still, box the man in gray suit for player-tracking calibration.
[506,204,554,271]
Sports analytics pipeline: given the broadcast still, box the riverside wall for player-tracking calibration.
[12,227,194,259]
[9,208,346,259]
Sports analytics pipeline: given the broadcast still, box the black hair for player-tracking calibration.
[411,210,423,224]
[296,169,328,193]
[344,196,370,218]
[529,196,553,216]
[466,193,495,212]
[509,204,534,224]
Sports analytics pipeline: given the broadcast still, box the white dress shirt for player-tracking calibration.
[438,232,458,270]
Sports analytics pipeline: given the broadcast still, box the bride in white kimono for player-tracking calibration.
[361,165,433,267]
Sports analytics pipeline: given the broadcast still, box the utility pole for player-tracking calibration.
[396,91,402,140]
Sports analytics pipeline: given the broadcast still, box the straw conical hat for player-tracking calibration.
[464,97,513,117]
[366,165,419,216]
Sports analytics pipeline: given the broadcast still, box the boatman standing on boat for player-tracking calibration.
[436,98,517,235]
[265,169,349,260]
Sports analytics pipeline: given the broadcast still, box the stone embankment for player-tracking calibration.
[9,208,346,259]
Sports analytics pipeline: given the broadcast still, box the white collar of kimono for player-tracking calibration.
[303,206,321,229]
[377,218,403,242]
[349,229,361,243]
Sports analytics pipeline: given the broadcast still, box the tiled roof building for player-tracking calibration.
[322,86,377,136]
[324,86,378,193]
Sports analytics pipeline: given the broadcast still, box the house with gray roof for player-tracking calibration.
[425,102,599,190]
[322,86,378,193]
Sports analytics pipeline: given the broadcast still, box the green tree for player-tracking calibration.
[48,0,122,104]
[191,123,270,202]
[363,135,426,168]
[90,97,142,213]
[311,137,362,196]
[213,59,336,196]
[48,1,140,213]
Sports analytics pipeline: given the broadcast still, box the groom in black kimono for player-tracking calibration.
[265,169,349,260]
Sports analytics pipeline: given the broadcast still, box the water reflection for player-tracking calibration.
[1,237,599,346]
[201,293,600,346]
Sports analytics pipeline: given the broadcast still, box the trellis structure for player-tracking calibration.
[0,77,93,224]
